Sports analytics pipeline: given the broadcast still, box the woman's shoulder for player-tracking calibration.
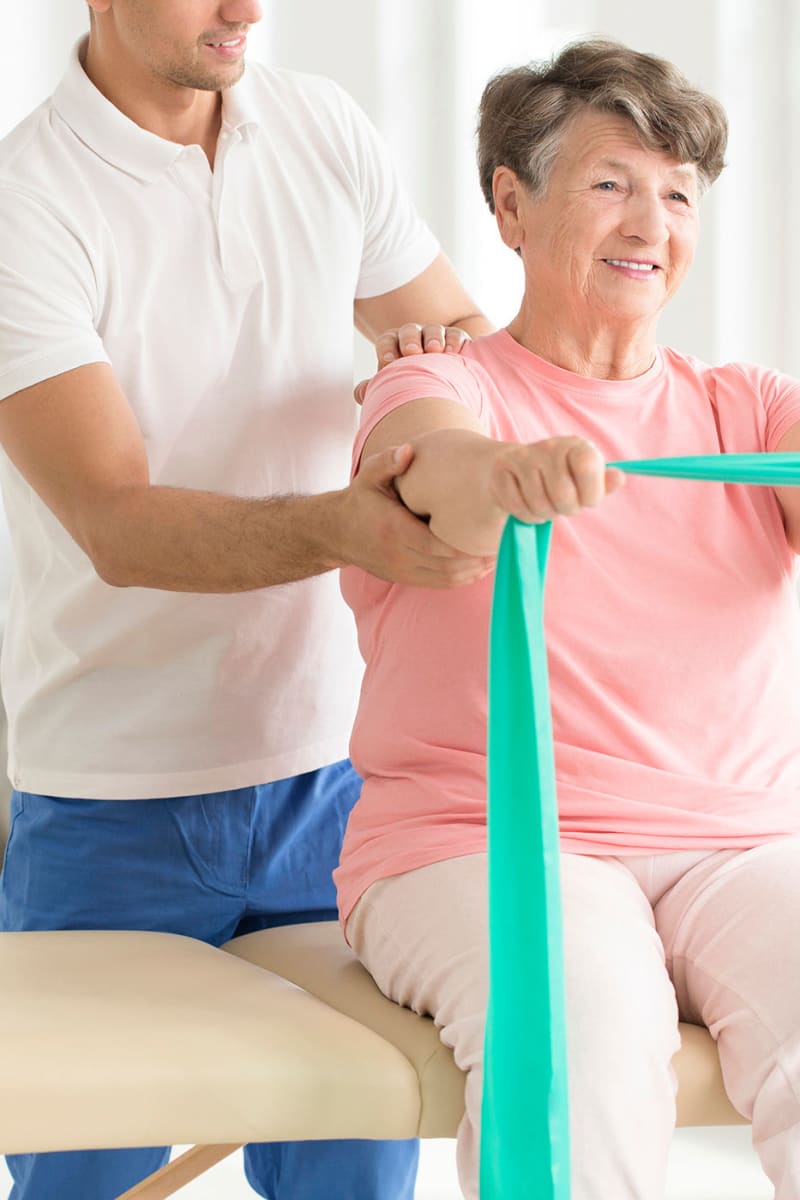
[659,345,800,396]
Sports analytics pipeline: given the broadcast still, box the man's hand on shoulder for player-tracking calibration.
[376,322,472,364]
[354,323,472,405]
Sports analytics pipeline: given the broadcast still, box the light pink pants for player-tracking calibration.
[347,844,800,1199]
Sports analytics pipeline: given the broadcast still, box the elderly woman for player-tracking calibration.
[334,38,800,1200]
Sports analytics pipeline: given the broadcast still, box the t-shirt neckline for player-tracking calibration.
[492,328,665,397]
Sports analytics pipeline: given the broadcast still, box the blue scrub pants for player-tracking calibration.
[0,762,418,1200]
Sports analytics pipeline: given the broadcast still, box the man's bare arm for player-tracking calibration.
[354,252,494,351]
[0,364,492,592]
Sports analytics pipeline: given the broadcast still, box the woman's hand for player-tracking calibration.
[489,437,625,524]
[391,427,625,559]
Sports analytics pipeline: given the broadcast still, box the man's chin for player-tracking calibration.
[169,60,246,92]
[219,60,246,89]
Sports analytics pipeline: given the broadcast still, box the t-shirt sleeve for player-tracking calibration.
[352,353,487,476]
[0,186,109,403]
[758,366,800,450]
[328,84,439,299]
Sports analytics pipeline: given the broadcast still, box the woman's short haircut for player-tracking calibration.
[477,38,728,211]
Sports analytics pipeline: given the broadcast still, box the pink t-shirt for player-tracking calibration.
[335,331,800,925]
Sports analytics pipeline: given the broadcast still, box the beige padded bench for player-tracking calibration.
[0,920,746,1200]
[228,921,747,1133]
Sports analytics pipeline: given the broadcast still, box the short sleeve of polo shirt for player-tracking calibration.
[353,353,488,475]
[0,186,109,402]
[323,82,439,299]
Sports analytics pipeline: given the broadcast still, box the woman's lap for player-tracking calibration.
[349,842,800,1199]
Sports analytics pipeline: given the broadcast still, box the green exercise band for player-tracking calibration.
[480,452,800,1200]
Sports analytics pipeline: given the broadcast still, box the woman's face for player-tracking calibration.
[499,109,701,330]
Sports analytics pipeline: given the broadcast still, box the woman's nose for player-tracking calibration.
[618,194,669,246]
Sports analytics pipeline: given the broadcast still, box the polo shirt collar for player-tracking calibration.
[53,37,262,184]
[222,64,260,136]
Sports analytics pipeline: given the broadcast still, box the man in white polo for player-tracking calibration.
[0,2,492,1197]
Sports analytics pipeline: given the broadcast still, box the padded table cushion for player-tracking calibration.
[0,929,422,1155]
[224,921,747,1132]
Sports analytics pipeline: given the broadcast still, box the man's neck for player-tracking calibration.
[82,37,222,166]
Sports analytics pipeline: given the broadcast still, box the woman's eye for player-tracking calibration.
[669,192,690,204]
[595,180,618,191]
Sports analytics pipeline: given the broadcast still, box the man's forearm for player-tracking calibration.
[83,444,495,594]
[88,485,349,592]
[451,313,495,339]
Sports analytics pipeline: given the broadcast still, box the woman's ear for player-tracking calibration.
[492,167,526,253]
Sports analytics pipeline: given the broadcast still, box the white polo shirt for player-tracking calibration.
[0,40,439,799]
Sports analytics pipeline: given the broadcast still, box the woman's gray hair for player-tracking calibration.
[477,38,728,211]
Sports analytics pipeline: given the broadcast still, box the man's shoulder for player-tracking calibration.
[239,60,368,141]
[0,97,54,187]
[0,100,89,243]
[242,60,352,110]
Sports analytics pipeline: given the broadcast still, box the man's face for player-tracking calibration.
[515,109,701,327]
[98,0,263,92]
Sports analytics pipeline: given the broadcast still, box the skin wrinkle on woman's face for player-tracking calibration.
[514,109,701,338]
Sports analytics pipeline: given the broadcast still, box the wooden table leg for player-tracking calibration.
[115,1143,244,1199]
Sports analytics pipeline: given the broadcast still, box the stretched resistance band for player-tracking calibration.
[480,452,800,1200]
